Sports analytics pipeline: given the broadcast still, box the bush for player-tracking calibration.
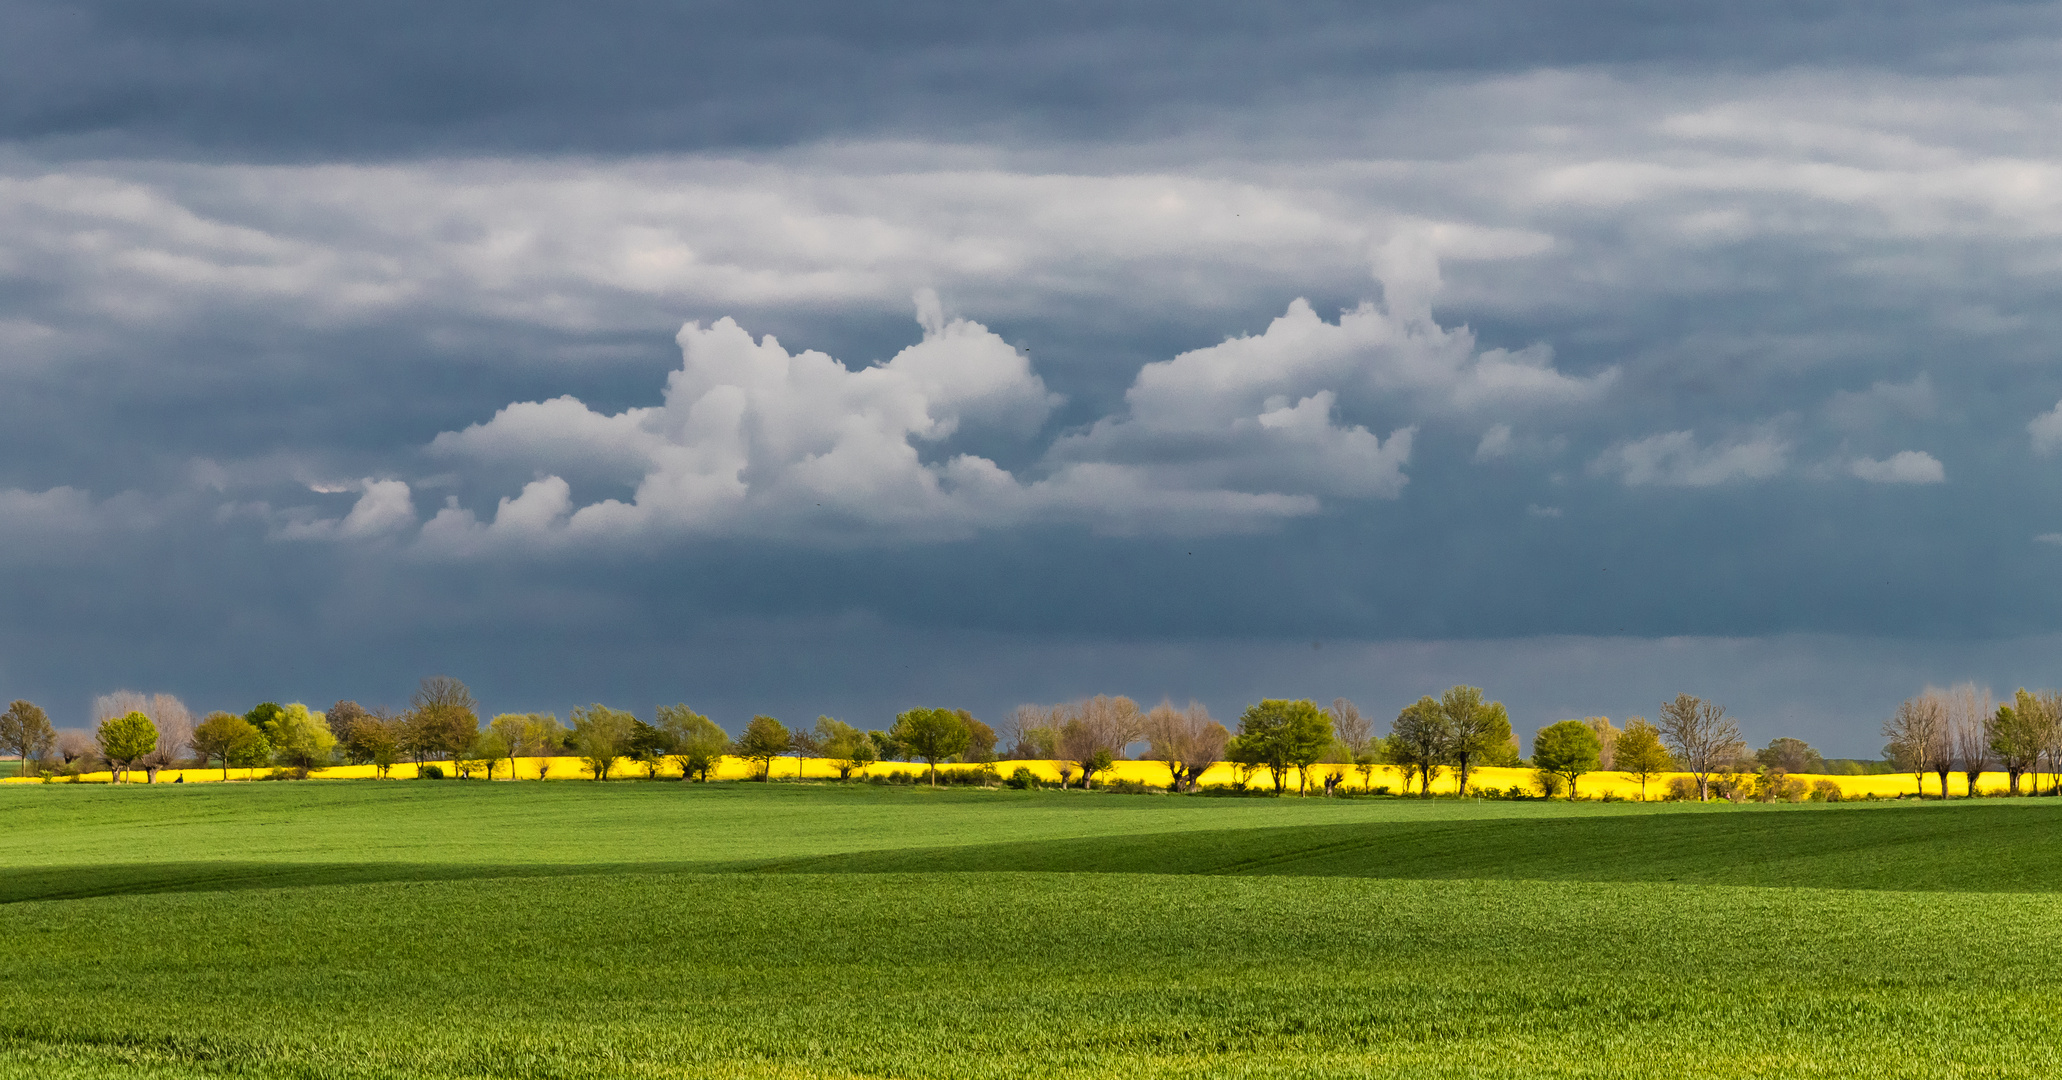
[1533,770,1563,798]
[1810,779,1844,802]
[1104,778,1151,795]
[1664,776,1700,801]
[1005,766,1040,790]
[419,764,446,780]
[1372,785,1393,796]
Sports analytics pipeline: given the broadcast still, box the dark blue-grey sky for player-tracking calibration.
[5,0,2062,753]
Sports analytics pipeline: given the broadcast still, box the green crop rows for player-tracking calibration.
[2,783,2058,1077]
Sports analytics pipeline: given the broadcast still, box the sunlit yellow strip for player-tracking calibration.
[0,756,2030,798]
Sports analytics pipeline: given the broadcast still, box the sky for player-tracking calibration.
[5,0,2062,754]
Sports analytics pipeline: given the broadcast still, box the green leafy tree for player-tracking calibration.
[658,705,727,781]
[628,720,671,778]
[464,729,509,779]
[1225,733,1267,790]
[1756,737,1826,775]
[1440,686,1511,797]
[191,712,259,780]
[890,708,970,786]
[735,716,790,780]
[1533,721,1602,799]
[1388,696,1455,796]
[487,714,535,778]
[1614,718,1672,800]
[814,717,875,779]
[0,700,55,772]
[244,702,287,741]
[97,711,158,782]
[525,714,569,777]
[868,729,904,762]
[570,705,636,780]
[347,714,402,778]
[957,711,998,763]
[271,706,338,777]
[1990,690,2051,795]
[1233,699,1333,794]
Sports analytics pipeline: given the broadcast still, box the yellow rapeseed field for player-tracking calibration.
[0,755,2004,797]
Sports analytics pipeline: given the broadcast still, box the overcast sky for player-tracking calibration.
[6,0,2062,753]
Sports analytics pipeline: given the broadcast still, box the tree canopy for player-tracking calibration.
[1233,699,1333,795]
[1532,721,1602,799]
[735,715,791,780]
[96,711,158,781]
[890,708,969,785]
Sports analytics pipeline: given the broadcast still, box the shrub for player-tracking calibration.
[419,764,446,780]
[1372,785,1393,796]
[1005,766,1040,790]
[1532,770,1563,798]
[1104,778,1150,795]
[1810,779,1844,802]
[1664,776,1699,801]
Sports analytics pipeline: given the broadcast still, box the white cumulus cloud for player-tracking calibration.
[275,479,419,540]
[2030,400,2062,456]
[416,256,1605,549]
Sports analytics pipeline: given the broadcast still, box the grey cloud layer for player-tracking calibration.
[5,1,2062,733]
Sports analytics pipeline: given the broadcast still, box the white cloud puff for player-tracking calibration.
[1589,430,1791,487]
[2029,400,2062,456]
[274,480,419,540]
[422,292,1064,548]
[1849,451,1945,485]
[414,252,1611,549]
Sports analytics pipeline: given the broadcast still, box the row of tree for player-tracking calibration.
[1882,683,2062,797]
[4,678,1999,802]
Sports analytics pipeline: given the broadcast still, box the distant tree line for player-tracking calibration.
[7,677,2057,802]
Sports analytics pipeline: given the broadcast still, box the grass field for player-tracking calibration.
[2,783,2059,1077]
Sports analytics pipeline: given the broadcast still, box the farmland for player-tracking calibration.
[2,783,2060,1077]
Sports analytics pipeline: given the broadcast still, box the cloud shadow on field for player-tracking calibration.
[10,800,2062,903]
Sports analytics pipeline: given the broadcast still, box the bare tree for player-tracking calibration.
[1055,695,1142,788]
[1331,697,1379,791]
[1583,717,1621,771]
[1941,683,1994,797]
[92,690,150,726]
[1329,699,1371,756]
[139,693,194,781]
[55,730,96,769]
[1884,694,1945,797]
[326,700,370,745]
[1142,700,1230,791]
[1655,693,1743,801]
[2042,691,2062,797]
[1000,704,1057,760]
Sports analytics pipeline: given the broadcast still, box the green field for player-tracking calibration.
[3,783,2060,1077]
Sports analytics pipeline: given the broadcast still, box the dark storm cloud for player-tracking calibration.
[2,0,2056,157]
[7,0,2062,748]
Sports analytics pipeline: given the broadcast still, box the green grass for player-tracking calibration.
[3,782,2061,1077]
